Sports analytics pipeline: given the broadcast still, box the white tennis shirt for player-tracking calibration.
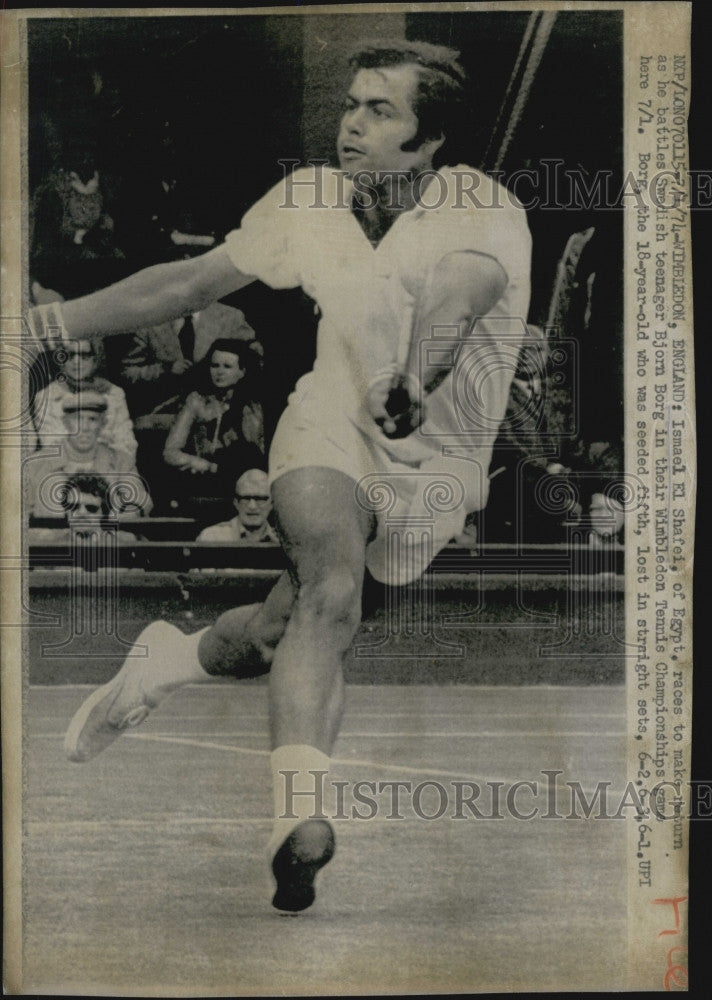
[223,165,532,582]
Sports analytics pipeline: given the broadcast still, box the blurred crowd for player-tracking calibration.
[27,140,280,542]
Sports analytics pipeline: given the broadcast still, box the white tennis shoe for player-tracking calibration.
[64,620,184,763]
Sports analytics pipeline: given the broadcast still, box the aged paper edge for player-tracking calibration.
[1,2,695,993]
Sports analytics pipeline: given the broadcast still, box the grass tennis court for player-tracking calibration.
[25,678,627,994]
[27,571,626,685]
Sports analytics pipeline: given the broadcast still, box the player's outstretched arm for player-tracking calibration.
[28,245,255,343]
[370,251,508,438]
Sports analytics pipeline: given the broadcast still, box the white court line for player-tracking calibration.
[32,730,625,740]
[122,733,516,786]
[112,733,627,796]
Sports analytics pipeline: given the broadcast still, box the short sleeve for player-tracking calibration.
[223,171,310,290]
[420,169,532,288]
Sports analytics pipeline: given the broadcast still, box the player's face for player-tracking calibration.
[210,351,244,390]
[338,65,429,176]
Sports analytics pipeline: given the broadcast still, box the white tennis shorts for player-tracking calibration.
[269,393,489,586]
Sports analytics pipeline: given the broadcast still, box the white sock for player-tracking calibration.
[147,623,212,695]
[267,744,332,860]
[175,626,212,684]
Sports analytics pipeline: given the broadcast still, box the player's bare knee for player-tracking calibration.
[296,569,362,634]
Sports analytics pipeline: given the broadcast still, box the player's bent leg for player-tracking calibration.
[270,564,362,751]
[198,571,296,677]
[266,467,374,911]
[65,572,296,764]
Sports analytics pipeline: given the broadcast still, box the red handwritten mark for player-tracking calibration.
[652,895,688,936]
[663,946,688,990]
[652,897,688,990]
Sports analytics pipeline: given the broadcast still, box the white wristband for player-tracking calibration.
[27,302,67,344]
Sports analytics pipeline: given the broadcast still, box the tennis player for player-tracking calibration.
[30,40,531,911]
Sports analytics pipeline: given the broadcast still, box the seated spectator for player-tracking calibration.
[568,440,625,546]
[484,324,624,544]
[29,472,139,544]
[115,303,259,431]
[197,469,277,543]
[161,339,264,514]
[30,145,126,299]
[588,492,625,546]
[32,337,137,464]
[27,391,151,518]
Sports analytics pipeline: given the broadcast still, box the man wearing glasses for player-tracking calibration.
[27,391,151,518]
[197,468,277,543]
[28,472,138,544]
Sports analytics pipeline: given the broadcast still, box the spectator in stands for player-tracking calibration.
[27,391,151,518]
[569,440,625,546]
[29,472,139,544]
[197,469,277,543]
[30,145,126,300]
[162,339,264,509]
[588,492,625,546]
[32,337,138,464]
[115,303,259,432]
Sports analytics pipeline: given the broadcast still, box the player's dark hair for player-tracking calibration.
[348,39,470,166]
[60,473,111,514]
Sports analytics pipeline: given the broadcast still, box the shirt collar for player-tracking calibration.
[331,166,454,219]
[233,516,273,541]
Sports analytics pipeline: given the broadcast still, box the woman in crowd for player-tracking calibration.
[162,338,264,509]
